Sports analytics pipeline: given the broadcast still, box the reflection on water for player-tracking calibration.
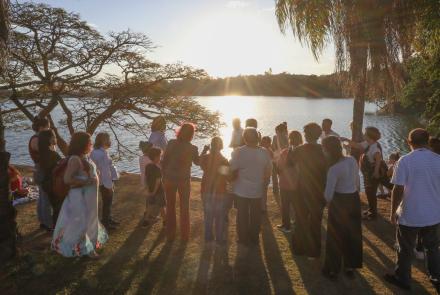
[5,96,419,177]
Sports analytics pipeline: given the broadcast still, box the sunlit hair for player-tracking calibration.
[210,136,223,152]
[322,136,343,166]
[232,118,241,126]
[289,130,303,147]
[148,147,162,162]
[245,118,258,129]
[429,137,440,154]
[243,127,259,146]
[151,116,166,132]
[32,116,50,132]
[176,123,196,142]
[408,128,429,146]
[303,122,322,143]
[139,141,153,155]
[38,130,56,155]
[260,136,271,148]
[94,132,110,149]
[365,126,381,141]
[68,132,92,156]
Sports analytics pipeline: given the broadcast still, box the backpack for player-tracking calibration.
[359,143,388,179]
[52,157,89,202]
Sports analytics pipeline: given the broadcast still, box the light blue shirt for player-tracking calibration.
[90,148,115,190]
[148,131,168,151]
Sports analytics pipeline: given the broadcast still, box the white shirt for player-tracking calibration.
[90,148,114,189]
[320,130,340,141]
[324,157,360,202]
[230,128,244,148]
[139,155,151,188]
[148,131,168,151]
[230,146,272,198]
[360,141,382,163]
[391,148,440,227]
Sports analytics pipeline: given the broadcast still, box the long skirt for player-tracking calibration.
[51,185,108,257]
[323,192,363,273]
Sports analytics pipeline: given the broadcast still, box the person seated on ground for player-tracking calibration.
[230,127,272,247]
[260,136,273,213]
[276,130,302,233]
[229,118,244,149]
[429,137,440,154]
[8,165,29,198]
[321,136,362,280]
[200,137,229,244]
[384,128,440,292]
[320,118,340,141]
[142,147,166,227]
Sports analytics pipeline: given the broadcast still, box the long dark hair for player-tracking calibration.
[38,130,55,154]
[176,123,195,142]
[68,132,92,156]
[94,132,110,149]
[322,136,343,166]
[32,116,50,132]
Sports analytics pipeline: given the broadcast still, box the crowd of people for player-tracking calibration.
[21,114,440,291]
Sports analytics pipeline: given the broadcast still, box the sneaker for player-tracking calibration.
[384,274,411,291]
[414,249,425,260]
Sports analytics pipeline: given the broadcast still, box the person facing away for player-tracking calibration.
[162,123,208,241]
[321,136,362,280]
[38,129,62,228]
[342,126,391,220]
[276,130,303,233]
[384,128,440,292]
[229,118,244,149]
[271,122,289,196]
[142,147,166,227]
[245,118,261,143]
[139,141,153,188]
[287,122,328,258]
[90,132,119,230]
[260,136,273,213]
[200,137,229,244]
[51,132,108,258]
[230,127,272,246]
[148,116,168,152]
[320,118,340,141]
[29,116,53,231]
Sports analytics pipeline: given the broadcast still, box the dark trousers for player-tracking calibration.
[272,164,279,194]
[99,185,114,224]
[236,196,261,245]
[203,194,225,242]
[292,191,324,257]
[164,179,191,241]
[364,177,379,216]
[50,197,63,228]
[280,189,295,229]
[395,223,440,284]
[324,192,363,273]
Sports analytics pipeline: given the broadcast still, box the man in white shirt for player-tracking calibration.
[385,128,440,291]
[320,118,340,141]
[229,118,244,149]
[91,132,119,230]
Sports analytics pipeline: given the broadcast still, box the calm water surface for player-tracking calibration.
[5,96,419,177]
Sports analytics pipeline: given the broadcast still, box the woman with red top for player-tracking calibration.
[162,123,208,241]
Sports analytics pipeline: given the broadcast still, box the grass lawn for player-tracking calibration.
[0,170,437,294]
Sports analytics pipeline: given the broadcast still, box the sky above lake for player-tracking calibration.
[25,0,335,77]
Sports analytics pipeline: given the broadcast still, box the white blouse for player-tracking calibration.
[324,156,360,202]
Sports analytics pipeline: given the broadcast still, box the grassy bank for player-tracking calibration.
[0,170,436,294]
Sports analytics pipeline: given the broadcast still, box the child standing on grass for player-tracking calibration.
[260,136,273,213]
[143,147,166,227]
[200,137,229,244]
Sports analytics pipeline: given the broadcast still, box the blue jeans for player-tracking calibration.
[203,193,226,242]
[35,166,52,228]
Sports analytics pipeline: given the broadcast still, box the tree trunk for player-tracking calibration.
[350,47,368,143]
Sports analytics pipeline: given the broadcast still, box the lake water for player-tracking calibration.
[4,96,419,177]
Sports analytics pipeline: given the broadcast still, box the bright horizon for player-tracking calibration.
[26,0,335,78]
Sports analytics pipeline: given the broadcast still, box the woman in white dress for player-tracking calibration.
[52,132,108,258]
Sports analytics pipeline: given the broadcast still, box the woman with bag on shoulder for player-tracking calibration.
[51,132,108,258]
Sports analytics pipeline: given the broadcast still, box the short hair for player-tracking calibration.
[261,136,272,147]
[365,126,381,141]
[151,116,166,132]
[322,136,343,166]
[243,127,259,146]
[68,132,92,156]
[94,132,110,149]
[289,130,303,146]
[210,136,223,152]
[429,137,440,154]
[245,118,258,129]
[389,152,401,161]
[139,141,153,155]
[275,123,287,134]
[322,118,332,125]
[303,123,322,143]
[148,147,162,161]
[232,118,241,125]
[408,128,429,146]
[32,116,50,132]
[176,123,195,142]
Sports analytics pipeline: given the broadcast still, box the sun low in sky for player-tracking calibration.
[29,0,335,77]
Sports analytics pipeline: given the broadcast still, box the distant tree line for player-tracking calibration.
[173,73,346,98]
